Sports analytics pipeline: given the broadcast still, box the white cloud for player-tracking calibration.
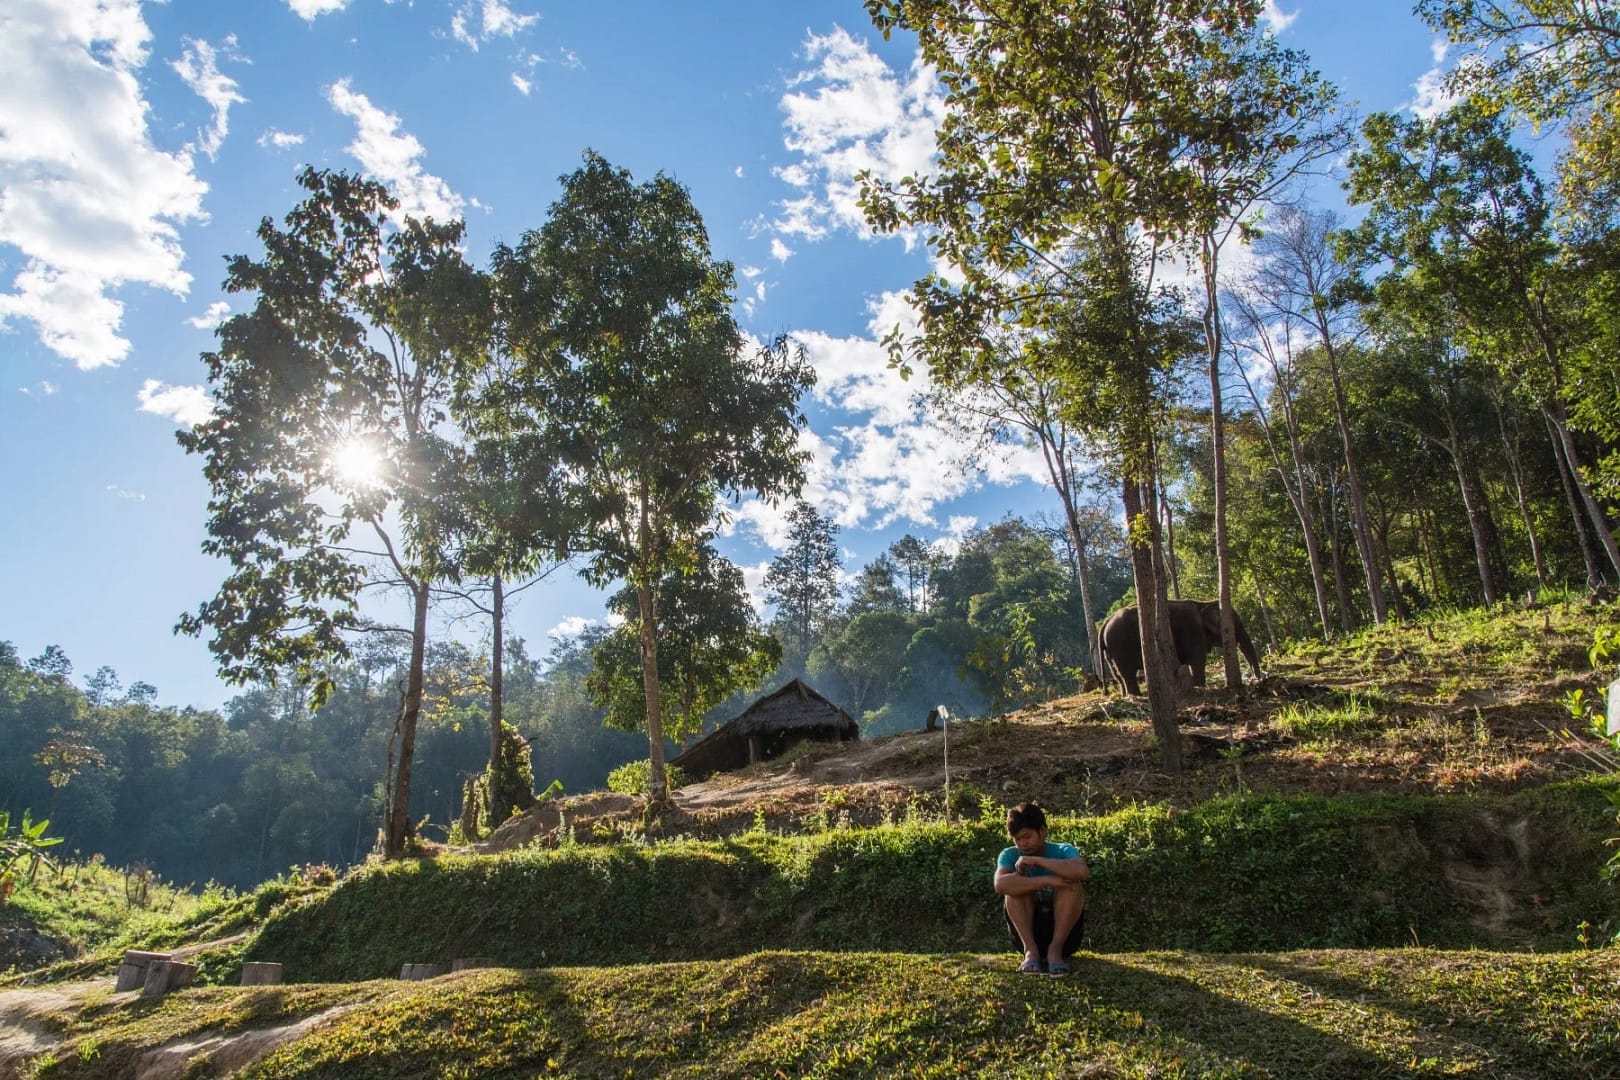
[547,615,597,640]
[1260,0,1299,33]
[258,128,305,150]
[1405,35,1464,118]
[170,35,246,161]
[106,484,146,502]
[738,560,771,615]
[326,79,466,222]
[287,0,350,20]
[452,0,539,51]
[773,26,943,245]
[136,379,213,426]
[18,380,58,397]
[0,0,208,369]
[511,72,532,95]
[770,237,795,263]
[186,300,230,329]
[730,290,1047,549]
[735,165,745,178]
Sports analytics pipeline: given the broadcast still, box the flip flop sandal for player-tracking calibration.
[1018,958,1045,974]
[1048,962,1072,978]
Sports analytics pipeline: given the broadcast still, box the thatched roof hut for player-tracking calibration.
[670,679,858,779]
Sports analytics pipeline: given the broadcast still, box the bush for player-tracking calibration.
[606,759,690,795]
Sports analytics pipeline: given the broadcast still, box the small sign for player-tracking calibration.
[1608,677,1620,738]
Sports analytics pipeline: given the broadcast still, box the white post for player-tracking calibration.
[939,705,951,823]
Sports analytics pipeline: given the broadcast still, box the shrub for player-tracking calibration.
[606,759,690,795]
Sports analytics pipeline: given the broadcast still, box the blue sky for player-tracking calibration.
[0,0,1462,711]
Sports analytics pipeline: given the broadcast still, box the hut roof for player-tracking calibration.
[727,678,857,737]
[670,679,857,776]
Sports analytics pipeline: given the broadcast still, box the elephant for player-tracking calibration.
[1098,599,1261,696]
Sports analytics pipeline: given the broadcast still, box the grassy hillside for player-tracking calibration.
[11,949,1618,1078]
[3,601,1619,1078]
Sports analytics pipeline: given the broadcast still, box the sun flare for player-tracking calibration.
[330,438,385,490]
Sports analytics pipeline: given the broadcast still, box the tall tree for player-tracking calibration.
[764,501,845,661]
[887,534,934,615]
[860,0,1252,769]
[493,153,812,802]
[924,337,1109,676]
[1224,281,1337,637]
[177,168,489,858]
[1181,25,1348,686]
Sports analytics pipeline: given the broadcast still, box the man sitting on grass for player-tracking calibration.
[994,801,1088,977]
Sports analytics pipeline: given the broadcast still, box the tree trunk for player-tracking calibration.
[1201,246,1242,688]
[1325,479,1354,632]
[1546,410,1606,588]
[490,573,504,769]
[1545,401,1620,582]
[636,579,670,803]
[1157,452,1181,600]
[1440,412,1500,605]
[1248,564,1279,653]
[1495,397,1548,590]
[1059,501,1102,678]
[384,579,430,858]
[1124,475,1181,772]
[1322,341,1387,624]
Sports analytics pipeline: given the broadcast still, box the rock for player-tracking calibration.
[240,962,282,986]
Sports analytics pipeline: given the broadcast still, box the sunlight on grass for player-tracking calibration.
[1275,695,1380,745]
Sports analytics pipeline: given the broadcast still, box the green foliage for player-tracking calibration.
[605,759,690,796]
[590,546,781,743]
[485,720,537,827]
[0,809,63,902]
[239,783,1620,982]
[491,152,813,801]
[763,500,843,663]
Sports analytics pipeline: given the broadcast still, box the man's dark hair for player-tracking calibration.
[1005,802,1046,836]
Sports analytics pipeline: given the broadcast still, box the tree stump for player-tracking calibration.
[115,950,171,992]
[452,958,496,972]
[240,962,283,986]
[141,960,197,997]
[400,962,447,980]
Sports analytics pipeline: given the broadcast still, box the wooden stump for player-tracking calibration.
[452,958,496,972]
[115,950,171,992]
[141,960,197,997]
[240,962,283,986]
[400,962,447,980]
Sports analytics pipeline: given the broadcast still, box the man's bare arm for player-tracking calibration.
[994,865,1077,896]
[1014,853,1089,883]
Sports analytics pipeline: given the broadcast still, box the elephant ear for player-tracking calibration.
[1200,602,1221,636]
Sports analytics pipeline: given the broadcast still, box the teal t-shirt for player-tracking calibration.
[996,840,1080,878]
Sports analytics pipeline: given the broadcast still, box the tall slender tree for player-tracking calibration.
[764,501,845,662]
[493,153,812,802]
[178,168,489,858]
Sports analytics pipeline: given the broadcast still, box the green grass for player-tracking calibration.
[18,948,1620,1079]
[222,781,1620,984]
[1274,694,1382,744]
[1,857,237,961]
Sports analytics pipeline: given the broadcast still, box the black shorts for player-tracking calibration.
[1004,895,1086,957]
